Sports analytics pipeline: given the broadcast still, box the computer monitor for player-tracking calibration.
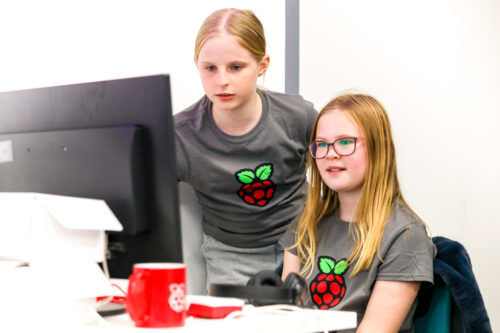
[0,74,182,278]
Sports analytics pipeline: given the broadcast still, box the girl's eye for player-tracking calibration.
[206,66,216,71]
[338,138,354,146]
[230,65,242,71]
[317,142,328,149]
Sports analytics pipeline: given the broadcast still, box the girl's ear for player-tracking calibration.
[258,55,270,77]
[194,55,198,66]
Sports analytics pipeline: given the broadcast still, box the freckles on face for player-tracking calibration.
[314,109,368,196]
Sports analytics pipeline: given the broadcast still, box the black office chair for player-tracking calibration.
[414,236,492,333]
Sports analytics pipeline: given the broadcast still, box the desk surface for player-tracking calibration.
[92,279,357,332]
[1,268,357,333]
[87,305,357,333]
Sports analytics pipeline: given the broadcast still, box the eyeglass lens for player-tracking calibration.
[309,138,357,158]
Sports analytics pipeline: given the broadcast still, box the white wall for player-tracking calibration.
[300,0,500,330]
[0,0,286,112]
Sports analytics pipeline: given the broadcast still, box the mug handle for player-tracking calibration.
[126,271,148,326]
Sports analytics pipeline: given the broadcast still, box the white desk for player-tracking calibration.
[87,305,357,333]
[0,270,356,333]
[86,279,357,332]
[1,303,356,333]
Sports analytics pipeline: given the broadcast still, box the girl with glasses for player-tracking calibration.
[175,9,317,288]
[280,94,434,332]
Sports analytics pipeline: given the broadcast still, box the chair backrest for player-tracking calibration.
[179,182,207,295]
[415,278,452,333]
[415,236,492,333]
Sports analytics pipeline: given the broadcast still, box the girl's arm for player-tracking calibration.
[282,250,301,280]
[357,280,420,333]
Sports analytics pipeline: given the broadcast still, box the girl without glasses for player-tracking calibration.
[280,94,434,332]
[175,8,317,288]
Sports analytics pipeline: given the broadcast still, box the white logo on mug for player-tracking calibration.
[168,283,186,313]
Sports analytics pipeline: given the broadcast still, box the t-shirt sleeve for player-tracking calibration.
[377,223,434,285]
[175,134,189,182]
[305,102,318,142]
[278,221,298,256]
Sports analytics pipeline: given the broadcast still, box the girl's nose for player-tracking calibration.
[216,70,229,86]
[325,145,340,159]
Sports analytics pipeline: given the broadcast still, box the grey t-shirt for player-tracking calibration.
[280,203,434,332]
[175,89,317,248]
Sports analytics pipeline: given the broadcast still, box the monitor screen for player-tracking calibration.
[0,74,182,278]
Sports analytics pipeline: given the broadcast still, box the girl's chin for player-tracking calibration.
[211,100,238,111]
[324,180,346,191]
[326,182,362,195]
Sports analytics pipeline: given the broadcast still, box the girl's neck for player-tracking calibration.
[211,91,262,136]
[338,191,361,222]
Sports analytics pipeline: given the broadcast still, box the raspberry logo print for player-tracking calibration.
[168,283,186,313]
[310,256,348,309]
[235,163,276,206]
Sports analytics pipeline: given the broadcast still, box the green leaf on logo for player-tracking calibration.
[334,259,348,275]
[318,256,335,274]
[237,170,255,184]
[256,164,272,180]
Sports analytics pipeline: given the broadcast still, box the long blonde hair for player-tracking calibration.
[194,8,266,62]
[295,94,416,277]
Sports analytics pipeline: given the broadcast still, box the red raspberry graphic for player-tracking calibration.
[235,163,276,206]
[310,256,348,309]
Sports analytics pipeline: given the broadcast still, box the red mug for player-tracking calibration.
[126,263,187,328]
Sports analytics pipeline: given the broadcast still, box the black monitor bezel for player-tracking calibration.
[0,74,182,278]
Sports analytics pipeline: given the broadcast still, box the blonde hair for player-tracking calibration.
[294,94,420,277]
[194,8,266,62]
